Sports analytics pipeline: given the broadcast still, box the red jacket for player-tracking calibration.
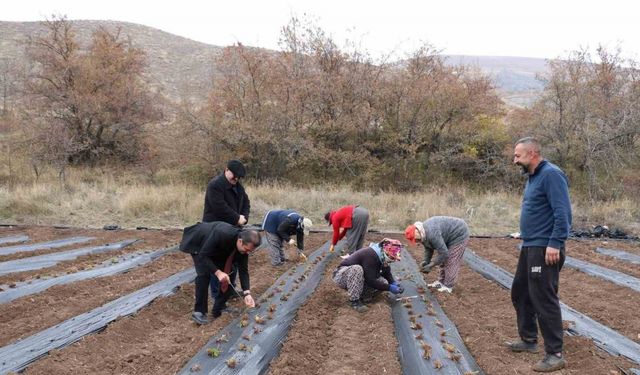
[330,205,356,245]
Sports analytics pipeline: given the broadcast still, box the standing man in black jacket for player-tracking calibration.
[202,159,251,299]
[203,159,250,225]
[180,221,260,325]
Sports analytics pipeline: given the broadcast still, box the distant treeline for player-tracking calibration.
[2,17,639,199]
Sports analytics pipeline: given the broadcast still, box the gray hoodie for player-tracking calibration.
[421,216,469,264]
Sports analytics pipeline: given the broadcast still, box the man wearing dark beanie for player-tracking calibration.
[203,159,249,225]
[202,159,251,300]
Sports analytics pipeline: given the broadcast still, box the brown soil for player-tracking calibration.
[469,238,640,344]
[2,226,638,375]
[407,239,637,374]
[566,238,640,278]
[0,226,181,286]
[268,234,403,375]
[21,232,329,375]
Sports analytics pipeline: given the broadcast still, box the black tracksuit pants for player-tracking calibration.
[511,245,565,354]
[192,254,232,316]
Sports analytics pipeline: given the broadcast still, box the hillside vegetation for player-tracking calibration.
[1,16,639,233]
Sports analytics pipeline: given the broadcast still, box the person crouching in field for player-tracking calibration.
[179,221,260,325]
[332,238,404,312]
[261,209,312,266]
[404,216,470,293]
[324,205,369,255]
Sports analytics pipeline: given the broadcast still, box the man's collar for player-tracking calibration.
[530,159,548,176]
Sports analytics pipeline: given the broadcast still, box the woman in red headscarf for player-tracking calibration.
[332,238,404,312]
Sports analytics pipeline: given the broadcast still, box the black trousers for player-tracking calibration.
[511,245,565,354]
[192,255,232,315]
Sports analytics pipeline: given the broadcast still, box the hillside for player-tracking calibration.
[444,55,549,107]
[1,20,548,107]
[0,20,222,102]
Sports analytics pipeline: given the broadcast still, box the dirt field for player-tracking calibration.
[1,226,638,374]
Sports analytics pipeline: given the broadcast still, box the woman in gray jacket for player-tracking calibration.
[404,216,470,293]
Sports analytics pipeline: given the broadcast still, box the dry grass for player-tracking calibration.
[0,166,639,236]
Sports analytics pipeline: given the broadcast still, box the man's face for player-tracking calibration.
[225,168,241,185]
[237,239,256,255]
[513,143,533,174]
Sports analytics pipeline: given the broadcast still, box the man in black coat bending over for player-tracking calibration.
[202,159,251,299]
[180,221,260,325]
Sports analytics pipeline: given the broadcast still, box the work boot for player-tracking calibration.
[191,311,209,325]
[532,353,566,372]
[349,299,369,313]
[507,340,539,353]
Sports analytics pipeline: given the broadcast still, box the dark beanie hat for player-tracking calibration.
[227,159,246,177]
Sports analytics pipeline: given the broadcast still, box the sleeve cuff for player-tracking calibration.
[547,240,564,249]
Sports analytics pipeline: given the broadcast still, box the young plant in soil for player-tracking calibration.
[206,347,220,357]
[434,359,443,369]
[443,343,456,352]
[226,358,237,368]
[420,341,432,359]
[238,343,252,352]
[254,315,266,324]
[215,334,229,344]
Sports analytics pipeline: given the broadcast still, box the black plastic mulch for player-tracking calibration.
[464,250,640,366]
[0,236,95,256]
[0,245,177,304]
[177,240,339,375]
[390,249,484,375]
[0,267,195,373]
[0,239,138,277]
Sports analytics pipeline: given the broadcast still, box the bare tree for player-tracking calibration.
[24,16,161,167]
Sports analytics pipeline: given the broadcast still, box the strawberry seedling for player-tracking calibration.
[206,347,220,357]
[226,358,237,368]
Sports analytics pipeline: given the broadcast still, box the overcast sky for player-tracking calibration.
[3,0,639,60]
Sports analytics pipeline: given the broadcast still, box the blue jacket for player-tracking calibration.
[520,160,572,249]
[262,209,304,250]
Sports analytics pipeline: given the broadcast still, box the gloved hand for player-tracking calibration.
[390,281,403,289]
[329,244,335,253]
[424,248,434,265]
[421,262,434,274]
[288,238,296,246]
[389,284,404,294]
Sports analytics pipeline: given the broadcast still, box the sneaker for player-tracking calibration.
[506,340,539,353]
[427,280,443,288]
[191,311,209,325]
[437,285,453,294]
[350,299,369,313]
[532,353,566,372]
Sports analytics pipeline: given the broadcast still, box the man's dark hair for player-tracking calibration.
[324,211,331,223]
[239,229,261,248]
